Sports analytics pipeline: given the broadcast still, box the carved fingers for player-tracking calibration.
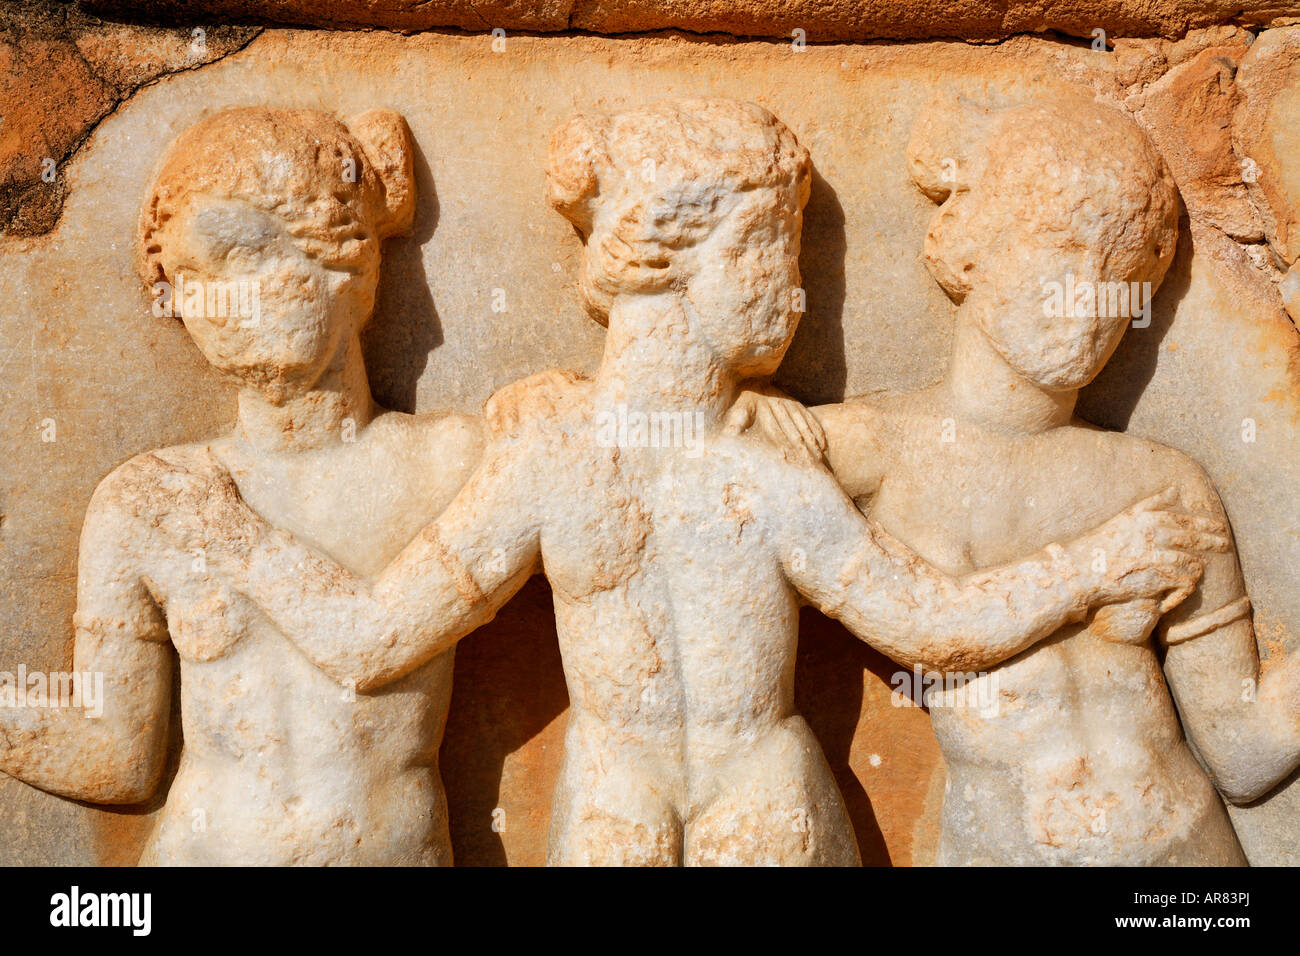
[130,448,256,558]
[483,368,583,438]
[1073,488,1232,611]
[726,385,827,466]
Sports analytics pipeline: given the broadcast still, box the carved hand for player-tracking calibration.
[484,368,584,438]
[725,383,827,466]
[139,448,261,561]
[1065,488,1231,614]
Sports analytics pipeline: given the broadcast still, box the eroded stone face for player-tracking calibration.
[821,96,1297,866]
[1,21,1298,868]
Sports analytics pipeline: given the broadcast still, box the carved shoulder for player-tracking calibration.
[812,397,892,500]
[415,411,487,485]
[1106,432,1227,518]
[1125,436,1248,621]
[84,445,211,533]
[76,449,201,640]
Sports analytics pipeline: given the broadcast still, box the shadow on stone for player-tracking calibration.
[442,576,568,866]
[795,609,894,865]
[363,135,443,414]
[776,164,848,405]
[1078,214,1194,431]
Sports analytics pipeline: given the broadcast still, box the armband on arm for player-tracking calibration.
[422,525,487,608]
[1163,596,1252,647]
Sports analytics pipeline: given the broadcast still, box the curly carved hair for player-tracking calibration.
[906,96,1179,302]
[138,106,415,293]
[546,98,812,322]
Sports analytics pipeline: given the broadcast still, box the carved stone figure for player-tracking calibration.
[0,106,495,864]
[818,98,1300,865]
[141,98,1226,866]
[0,99,876,866]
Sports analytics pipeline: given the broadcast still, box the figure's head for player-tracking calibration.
[139,107,415,401]
[547,98,811,378]
[908,97,1179,390]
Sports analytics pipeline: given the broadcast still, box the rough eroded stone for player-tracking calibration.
[81,0,1300,42]
[1,26,1297,867]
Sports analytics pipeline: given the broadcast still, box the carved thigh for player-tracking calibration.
[546,738,681,867]
[685,721,860,867]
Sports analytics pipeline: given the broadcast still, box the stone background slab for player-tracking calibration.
[1,24,1296,865]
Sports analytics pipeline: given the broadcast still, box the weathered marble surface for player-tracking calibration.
[1,20,1297,865]
[100,95,1225,865]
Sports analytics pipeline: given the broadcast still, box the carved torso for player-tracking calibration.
[126,412,482,865]
[513,384,855,864]
[860,389,1244,865]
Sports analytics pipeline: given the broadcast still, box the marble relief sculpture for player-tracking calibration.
[0,100,907,865]
[0,106,487,864]
[816,98,1300,865]
[0,102,807,864]
[30,96,1236,867]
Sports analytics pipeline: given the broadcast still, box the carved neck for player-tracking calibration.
[595,293,738,428]
[236,334,375,453]
[943,310,1076,435]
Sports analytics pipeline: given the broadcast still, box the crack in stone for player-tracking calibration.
[0,2,262,236]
